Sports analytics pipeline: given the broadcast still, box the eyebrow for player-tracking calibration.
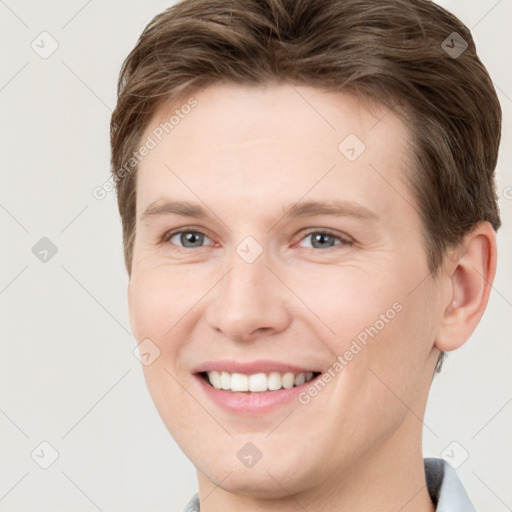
[140,199,379,224]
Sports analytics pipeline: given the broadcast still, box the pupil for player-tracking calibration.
[184,232,202,247]
[313,233,332,248]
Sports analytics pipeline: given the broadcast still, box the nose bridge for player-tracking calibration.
[227,258,265,300]
[222,246,273,313]
[207,241,289,340]
[224,233,272,300]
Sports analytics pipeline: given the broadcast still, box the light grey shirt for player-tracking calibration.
[182,458,476,511]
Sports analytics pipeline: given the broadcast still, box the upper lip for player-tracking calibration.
[192,360,321,375]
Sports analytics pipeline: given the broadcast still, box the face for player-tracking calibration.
[128,83,443,498]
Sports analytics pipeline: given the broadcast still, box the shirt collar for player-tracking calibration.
[424,457,476,511]
[182,458,476,511]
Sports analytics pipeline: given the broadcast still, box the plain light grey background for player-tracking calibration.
[0,1,510,511]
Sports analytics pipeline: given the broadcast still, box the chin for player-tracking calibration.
[209,470,305,499]
[197,451,315,499]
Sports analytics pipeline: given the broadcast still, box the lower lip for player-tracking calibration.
[194,374,321,415]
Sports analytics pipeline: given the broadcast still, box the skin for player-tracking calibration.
[127,82,496,512]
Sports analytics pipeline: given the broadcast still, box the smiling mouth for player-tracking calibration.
[198,370,322,392]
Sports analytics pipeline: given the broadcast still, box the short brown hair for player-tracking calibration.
[110,0,501,312]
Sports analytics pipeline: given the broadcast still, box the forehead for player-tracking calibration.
[145,82,408,151]
[136,82,415,223]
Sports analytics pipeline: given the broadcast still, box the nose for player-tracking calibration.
[205,252,292,343]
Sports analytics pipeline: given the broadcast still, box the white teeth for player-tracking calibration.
[267,371,282,390]
[231,373,249,392]
[282,372,295,389]
[220,371,230,390]
[209,370,222,389]
[249,373,267,392]
[294,373,305,386]
[205,370,317,392]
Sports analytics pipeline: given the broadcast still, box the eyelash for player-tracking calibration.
[161,227,353,252]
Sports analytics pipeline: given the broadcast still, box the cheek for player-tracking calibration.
[287,264,397,354]
[307,259,435,396]
[127,268,198,437]
[348,275,440,414]
[128,265,194,343]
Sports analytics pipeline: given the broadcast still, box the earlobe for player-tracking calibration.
[435,222,497,352]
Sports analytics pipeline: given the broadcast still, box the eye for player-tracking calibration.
[162,228,353,251]
[297,229,353,250]
[164,229,213,249]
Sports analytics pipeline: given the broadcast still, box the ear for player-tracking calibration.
[435,221,497,352]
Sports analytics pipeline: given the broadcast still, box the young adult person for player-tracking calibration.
[110,1,502,510]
